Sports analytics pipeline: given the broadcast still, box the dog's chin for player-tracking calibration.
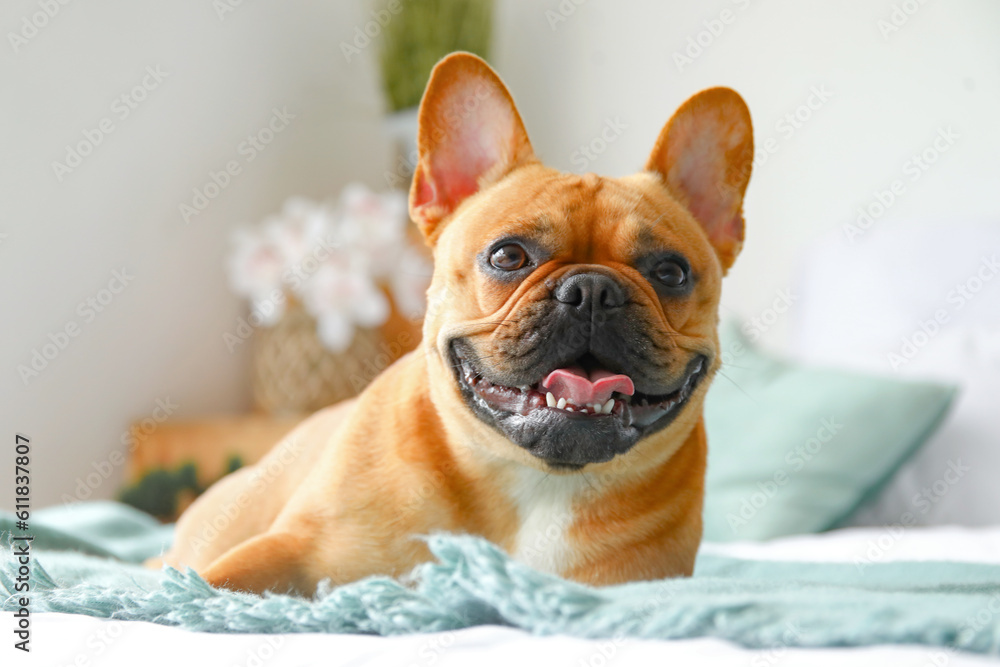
[448,341,708,470]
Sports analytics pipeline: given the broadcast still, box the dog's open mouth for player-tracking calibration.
[451,344,708,430]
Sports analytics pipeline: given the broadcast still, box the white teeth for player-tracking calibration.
[545,397,618,413]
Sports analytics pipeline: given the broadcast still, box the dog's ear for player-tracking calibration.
[409,52,536,242]
[646,88,753,273]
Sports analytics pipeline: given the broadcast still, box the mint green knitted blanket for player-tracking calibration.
[2,502,999,655]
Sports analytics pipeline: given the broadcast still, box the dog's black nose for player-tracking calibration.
[554,272,626,312]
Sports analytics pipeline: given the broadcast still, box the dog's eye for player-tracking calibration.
[653,259,686,288]
[489,244,527,271]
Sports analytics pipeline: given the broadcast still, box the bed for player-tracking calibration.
[5,511,1000,666]
[5,221,999,665]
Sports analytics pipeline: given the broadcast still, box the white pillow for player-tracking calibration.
[791,220,1000,526]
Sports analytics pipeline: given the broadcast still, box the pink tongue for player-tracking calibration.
[541,366,635,406]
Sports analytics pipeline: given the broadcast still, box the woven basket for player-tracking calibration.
[251,299,386,415]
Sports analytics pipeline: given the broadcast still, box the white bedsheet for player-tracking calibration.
[7,524,1000,666]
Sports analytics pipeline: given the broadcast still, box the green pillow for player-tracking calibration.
[702,322,956,542]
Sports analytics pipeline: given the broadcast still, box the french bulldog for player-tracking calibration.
[161,52,753,595]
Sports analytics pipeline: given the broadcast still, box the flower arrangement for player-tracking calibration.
[227,183,431,352]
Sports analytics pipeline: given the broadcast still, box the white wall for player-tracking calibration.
[4,0,999,509]
[1,0,392,508]
[492,0,1000,345]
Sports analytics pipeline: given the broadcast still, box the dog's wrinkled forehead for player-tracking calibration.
[464,170,704,246]
[428,168,719,310]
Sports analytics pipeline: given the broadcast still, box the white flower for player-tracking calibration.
[335,183,410,277]
[390,245,433,320]
[227,187,428,350]
[227,227,285,299]
[265,197,336,270]
[300,259,389,352]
